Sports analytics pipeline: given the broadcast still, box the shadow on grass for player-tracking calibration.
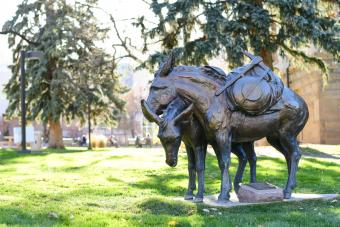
[0,206,65,226]
[0,148,128,173]
[252,156,340,193]
[0,148,88,165]
[43,147,89,154]
[130,172,188,196]
[60,155,131,172]
[137,197,197,216]
[0,149,48,165]
[301,147,340,159]
[132,197,340,226]
[129,153,340,197]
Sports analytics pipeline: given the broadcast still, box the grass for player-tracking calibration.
[0,146,339,226]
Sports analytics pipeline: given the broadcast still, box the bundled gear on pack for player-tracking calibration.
[214,51,284,115]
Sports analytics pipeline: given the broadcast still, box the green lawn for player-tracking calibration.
[0,146,339,226]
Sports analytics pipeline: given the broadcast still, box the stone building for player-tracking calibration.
[286,53,340,144]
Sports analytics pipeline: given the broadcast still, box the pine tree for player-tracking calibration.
[1,0,126,148]
[136,0,339,73]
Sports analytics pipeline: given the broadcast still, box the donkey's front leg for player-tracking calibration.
[185,145,196,200]
[231,143,247,193]
[213,130,232,202]
[243,142,257,183]
[193,144,207,203]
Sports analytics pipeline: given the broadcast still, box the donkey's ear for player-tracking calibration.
[141,100,162,125]
[159,51,175,77]
[174,104,194,124]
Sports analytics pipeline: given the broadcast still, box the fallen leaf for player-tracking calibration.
[48,212,59,219]
[168,220,177,226]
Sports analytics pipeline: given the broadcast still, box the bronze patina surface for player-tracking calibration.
[142,51,309,202]
[142,97,257,202]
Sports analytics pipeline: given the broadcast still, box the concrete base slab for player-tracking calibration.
[174,193,340,208]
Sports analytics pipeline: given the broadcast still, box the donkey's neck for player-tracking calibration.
[170,74,218,112]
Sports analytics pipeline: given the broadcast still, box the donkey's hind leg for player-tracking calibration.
[267,135,301,199]
[279,135,301,199]
[267,136,291,176]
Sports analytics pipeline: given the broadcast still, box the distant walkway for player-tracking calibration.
[207,144,340,160]
[255,144,340,160]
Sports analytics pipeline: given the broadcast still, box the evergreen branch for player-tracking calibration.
[271,19,289,27]
[280,43,329,79]
[119,17,158,25]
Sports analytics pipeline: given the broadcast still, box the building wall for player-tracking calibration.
[319,58,340,144]
[288,65,322,143]
[288,55,340,144]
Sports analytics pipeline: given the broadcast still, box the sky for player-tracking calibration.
[0,0,21,115]
[0,0,154,115]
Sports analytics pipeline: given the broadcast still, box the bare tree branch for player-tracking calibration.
[110,15,143,64]
[141,0,151,6]
[75,1,143,64]
[0,30,40,46]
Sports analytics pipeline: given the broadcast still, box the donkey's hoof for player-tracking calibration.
[193,197,203,203]
[184,194,194,200]
[283,190,292,199]
[217,194,230,203]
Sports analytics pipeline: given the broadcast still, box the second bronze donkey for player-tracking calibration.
[142,97,257,202]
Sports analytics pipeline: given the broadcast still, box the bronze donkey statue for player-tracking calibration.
[142,97,256,202]
[142,52,308,202]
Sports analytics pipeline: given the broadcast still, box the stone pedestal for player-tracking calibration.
[237,182,283,203]
[175,193,339,208]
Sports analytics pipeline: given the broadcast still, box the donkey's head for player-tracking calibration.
[141,98,194,167]
[145,52,177,115]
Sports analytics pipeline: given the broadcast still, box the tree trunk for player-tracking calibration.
[260,48,273,70]
[48,118,64,149]
[46,1,63,149]
[43,122,49,143]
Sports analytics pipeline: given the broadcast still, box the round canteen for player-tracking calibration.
[231,76,272,115]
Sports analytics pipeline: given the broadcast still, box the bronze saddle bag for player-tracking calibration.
[215,52,284,115]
